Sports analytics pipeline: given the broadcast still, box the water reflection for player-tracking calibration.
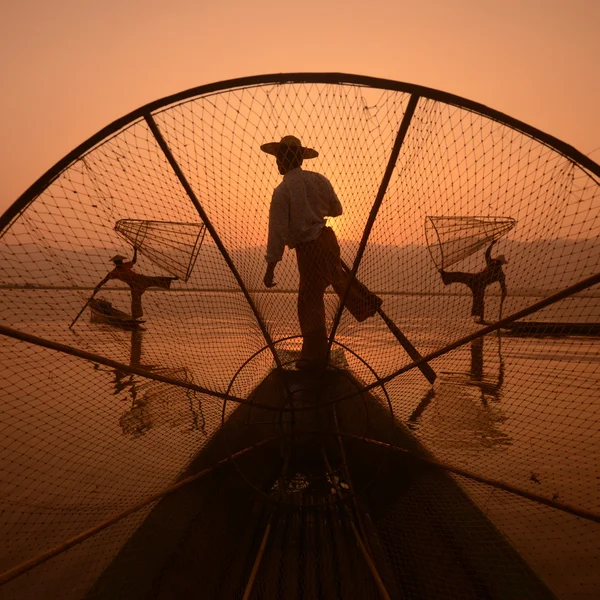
[118,366,207,438]
[129,328,144,367]
[470,334,504,405]
[408,387,436,427]
[408,334,511,449]
[95,330,207,437]
[110,329,146,403]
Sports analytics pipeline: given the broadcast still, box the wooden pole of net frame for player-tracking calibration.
[340,261,436,384]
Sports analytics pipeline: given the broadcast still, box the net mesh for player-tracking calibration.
[114,219,206,282]
[425,215,516,270]
[1,75,599,599]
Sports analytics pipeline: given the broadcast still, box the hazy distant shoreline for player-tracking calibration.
[1,285,598,298]
[2,238,598,298]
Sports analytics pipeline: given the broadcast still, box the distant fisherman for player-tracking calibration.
[93,247,176,319]
[439,241,507,324]
[261,135,382,369]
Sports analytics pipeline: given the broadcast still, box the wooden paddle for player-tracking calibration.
[69,293,96,329]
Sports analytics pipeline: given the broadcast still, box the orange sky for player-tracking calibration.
[1,0,598,218]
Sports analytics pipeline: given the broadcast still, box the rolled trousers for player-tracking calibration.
[440,270,485,319]
[295,227,383,362]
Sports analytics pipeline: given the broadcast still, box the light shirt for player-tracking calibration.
[265,167,343,263]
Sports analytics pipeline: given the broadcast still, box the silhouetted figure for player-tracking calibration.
[93,248,176,319]
[261,135,382,369]
[439,241,507,323]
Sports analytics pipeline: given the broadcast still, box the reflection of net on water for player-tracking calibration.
[0,74,599,599]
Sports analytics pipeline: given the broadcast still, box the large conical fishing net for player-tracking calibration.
[0,74,599,599]
[114,219,206,282]
[425,215,516,270]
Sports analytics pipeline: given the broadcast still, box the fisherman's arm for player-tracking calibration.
[264,189,289,287]
[324,177,342,217]
[131,246,138,264]
[329,193,342,217]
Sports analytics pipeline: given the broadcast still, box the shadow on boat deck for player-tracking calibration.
[85,367,556,600]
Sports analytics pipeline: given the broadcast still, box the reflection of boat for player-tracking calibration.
[501,321,600,337]
[89,298,145,330]
[119,367,205,437]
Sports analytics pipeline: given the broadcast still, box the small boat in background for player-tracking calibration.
[501,321,600,337]
[89,298,145,330]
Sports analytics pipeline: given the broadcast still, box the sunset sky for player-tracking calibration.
[1,0,598,218]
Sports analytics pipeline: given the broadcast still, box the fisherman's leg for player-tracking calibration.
[440,270,472,286]
[331,272,383,322]
[297,281,329,364]
[131,292,144,319]
[320,229,382,322]
[471,288,485,322]
[296,240,329,366]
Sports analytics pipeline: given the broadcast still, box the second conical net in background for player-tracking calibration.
[114,219,206,281]
[425,215,516,270]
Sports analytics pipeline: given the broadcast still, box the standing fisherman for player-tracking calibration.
[93,247,176,319]
[439,241,507,324]
[262,135,382,369]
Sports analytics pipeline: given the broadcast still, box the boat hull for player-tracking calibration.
[89,299,145,330]
[501,321,600,337]
[86,368,555,600]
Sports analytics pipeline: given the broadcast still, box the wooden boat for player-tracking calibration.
[86,367,555,600]
[500,321,600,337]
[89,298,145,330]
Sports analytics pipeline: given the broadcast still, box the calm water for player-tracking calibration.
[1,289,599,598]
